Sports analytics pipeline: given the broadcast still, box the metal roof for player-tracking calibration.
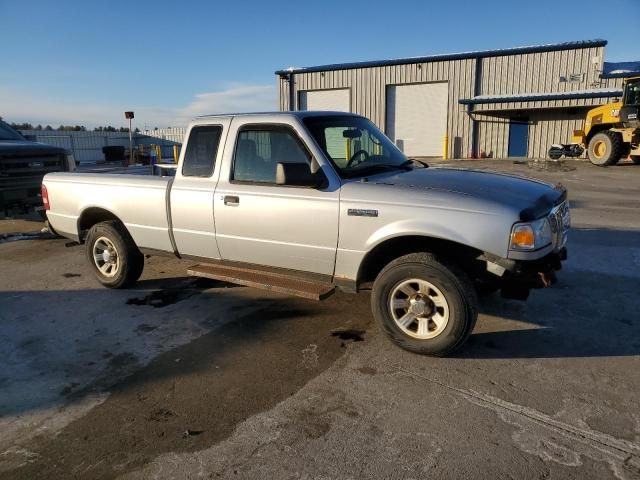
[459,88,623,105]
[275,39,607,75]
[601,61,640,79]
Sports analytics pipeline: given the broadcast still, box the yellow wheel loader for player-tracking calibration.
[571,76,640,166]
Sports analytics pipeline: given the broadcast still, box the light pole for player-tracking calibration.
[125,111,134,165]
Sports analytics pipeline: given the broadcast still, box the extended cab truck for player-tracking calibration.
[43,112,569,356]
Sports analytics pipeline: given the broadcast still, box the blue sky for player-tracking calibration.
[1,0,638,128]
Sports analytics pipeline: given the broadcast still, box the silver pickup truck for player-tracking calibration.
[43,112,569,355]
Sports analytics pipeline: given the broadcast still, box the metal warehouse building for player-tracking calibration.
[276,39,632,159]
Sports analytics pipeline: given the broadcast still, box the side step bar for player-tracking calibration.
[187,263,335,301]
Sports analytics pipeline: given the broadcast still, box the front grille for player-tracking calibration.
[0,153,66,207]
[0,154,65,177]
[548,201,570,251]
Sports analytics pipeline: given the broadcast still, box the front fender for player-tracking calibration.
[361,208,512,259]
[364,218,472,252]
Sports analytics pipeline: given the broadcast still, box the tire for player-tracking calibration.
[85,220,144,288]
[371,253,478,356]
[632,156,640,165]
[548,152,562,160]
[587,131,623,166]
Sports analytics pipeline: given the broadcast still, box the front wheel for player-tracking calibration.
[587,131,623,166]
[371,253,478,356]
[85,220,144,288]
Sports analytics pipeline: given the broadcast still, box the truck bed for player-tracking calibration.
[44,172,174,252]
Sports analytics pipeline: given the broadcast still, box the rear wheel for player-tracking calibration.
[632,155,640,165]
[587,131,623,166]
[85,220,144,288]
[371,253,477,356]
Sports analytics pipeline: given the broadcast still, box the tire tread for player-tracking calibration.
[588,131,623,166]
[372,252,478,356]
[85,220,144,288]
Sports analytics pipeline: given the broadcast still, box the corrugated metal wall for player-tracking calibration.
[480,47,604,97]
[140,127,187,144]
[601,76,626,90]
[278,44,619,159]
[528,109,588,158]
[19,129,184,163]
[475,115,510,159]
[474,109,589,158]
[280,59,475,158]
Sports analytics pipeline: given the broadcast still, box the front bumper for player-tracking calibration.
[500,248,567,300]
[0,179,44,209]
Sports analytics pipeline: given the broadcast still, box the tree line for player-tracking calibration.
[0,117,139,133]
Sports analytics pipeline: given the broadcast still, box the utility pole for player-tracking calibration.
[125,111,134,165]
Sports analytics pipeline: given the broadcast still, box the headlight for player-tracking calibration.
[510,217,553,251]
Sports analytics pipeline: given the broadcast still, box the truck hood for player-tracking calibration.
[0,140,68,156]
[365,167,566,220]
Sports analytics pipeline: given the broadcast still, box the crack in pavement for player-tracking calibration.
[395,366,640,480]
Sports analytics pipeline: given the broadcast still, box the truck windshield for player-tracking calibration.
[625,79,640,106]
[0,121,25,141]
[303,115,414,179]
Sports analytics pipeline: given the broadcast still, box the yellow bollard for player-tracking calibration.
[173,145,180,163]
[442,134,449,160]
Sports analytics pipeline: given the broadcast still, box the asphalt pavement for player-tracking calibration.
[1,159,639,479]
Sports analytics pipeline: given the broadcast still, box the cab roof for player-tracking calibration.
[195,111,357,120]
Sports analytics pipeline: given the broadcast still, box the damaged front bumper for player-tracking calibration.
[481,248,567,300]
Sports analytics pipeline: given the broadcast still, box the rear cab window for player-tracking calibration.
[181,125,222,177]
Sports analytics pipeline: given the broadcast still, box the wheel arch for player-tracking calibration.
[585,125,613,145]
[356,235,482,289]
[77,207,129,243]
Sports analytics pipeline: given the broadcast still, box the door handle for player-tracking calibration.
[224,195,240,206]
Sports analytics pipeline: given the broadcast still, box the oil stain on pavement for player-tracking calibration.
[6,292,372,480]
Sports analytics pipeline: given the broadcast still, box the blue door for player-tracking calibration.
[508,118,529,157]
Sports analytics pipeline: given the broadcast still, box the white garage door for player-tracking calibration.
[386,82,448,157]
[299,89,350,112]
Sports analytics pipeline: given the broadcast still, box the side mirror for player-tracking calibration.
[276,162,325,187]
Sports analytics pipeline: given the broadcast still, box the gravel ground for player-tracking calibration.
[1,159,639,480]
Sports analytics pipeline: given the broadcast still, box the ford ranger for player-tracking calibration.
[42,112,569,355]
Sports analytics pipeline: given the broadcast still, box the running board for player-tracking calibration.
[187,263,335,301]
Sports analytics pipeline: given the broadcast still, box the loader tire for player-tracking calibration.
[587,131,623,166]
